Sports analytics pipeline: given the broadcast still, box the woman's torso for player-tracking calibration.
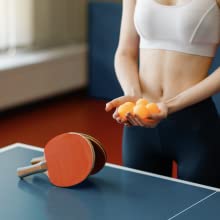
[135,0,220,102]
[139,49,213,102]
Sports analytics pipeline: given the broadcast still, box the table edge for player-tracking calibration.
[1,143,220,192]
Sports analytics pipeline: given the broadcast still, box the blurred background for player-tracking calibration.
[0,0,220,169]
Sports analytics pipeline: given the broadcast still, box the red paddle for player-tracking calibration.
[30,132,107,175]
[17,133,95,187]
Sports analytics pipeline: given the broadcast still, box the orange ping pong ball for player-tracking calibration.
[146,103,160,114]
[133,104,151,119]
[118,102,135,120]
[136,98,149,106]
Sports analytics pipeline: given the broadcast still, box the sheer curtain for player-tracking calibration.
[0,0,87,54]
[0,0,33,53]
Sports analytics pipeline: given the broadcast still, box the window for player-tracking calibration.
[0,0,87,54]
[0,0,33,53]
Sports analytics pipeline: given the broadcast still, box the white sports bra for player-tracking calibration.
[134,0,220,57]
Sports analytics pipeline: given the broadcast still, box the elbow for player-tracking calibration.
[115,48,138,60]
[114,48,138,67]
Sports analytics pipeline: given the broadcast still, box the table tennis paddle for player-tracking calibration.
[76,133,106,175]
[17,133,95,187]
[30,132,107,175]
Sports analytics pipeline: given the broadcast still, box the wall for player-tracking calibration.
[33,0,87,48]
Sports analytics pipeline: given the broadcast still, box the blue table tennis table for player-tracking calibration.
[1,143,220,220]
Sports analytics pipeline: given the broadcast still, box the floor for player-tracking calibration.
[0,91,123,163]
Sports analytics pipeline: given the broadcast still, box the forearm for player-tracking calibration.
[165,67,220,115]
[114,51,142,97]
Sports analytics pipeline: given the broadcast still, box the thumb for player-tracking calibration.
[105,97,123,112]
[105,96,128,112]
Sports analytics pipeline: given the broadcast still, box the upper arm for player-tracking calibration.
[116,0,139,57]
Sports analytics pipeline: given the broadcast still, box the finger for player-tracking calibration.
[124,121,132,127]
[120,118,132,127]
[135,114,158,128]
[127,116,137,126]
[133,115,145,127]
[126,113,139,126]
[115,116,123,123]
[113,110,119,119]
[132,114,146,127]
[105,102,114,112]
[105,97,126,112]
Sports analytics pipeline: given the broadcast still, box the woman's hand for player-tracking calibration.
[105,97,169,128]
[105,95,140,127]
[148,102,169,121]
[126,101,169,128]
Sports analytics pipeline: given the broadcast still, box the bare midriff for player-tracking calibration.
[139,48,214,102]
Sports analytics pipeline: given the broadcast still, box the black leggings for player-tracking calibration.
[122,97,220,188]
